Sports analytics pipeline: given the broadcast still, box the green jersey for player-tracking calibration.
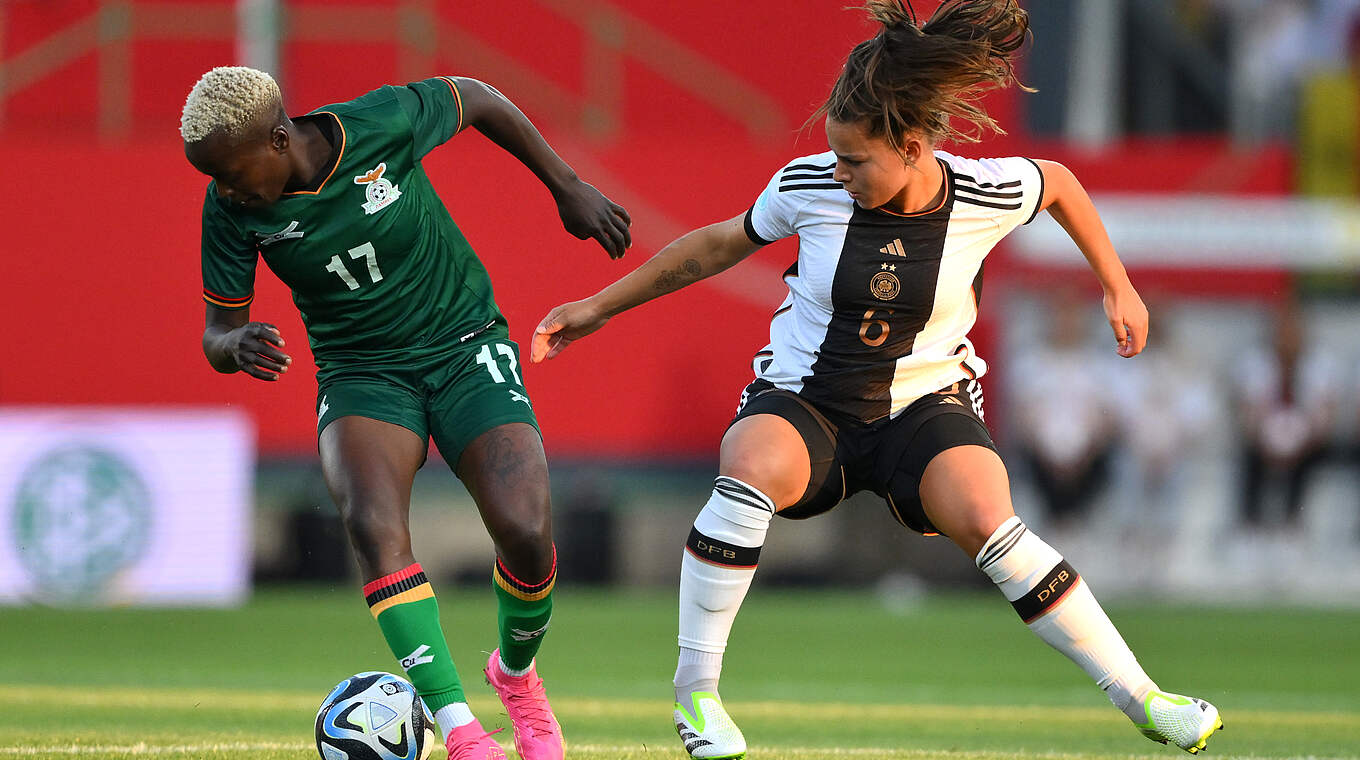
[199,77,506,380]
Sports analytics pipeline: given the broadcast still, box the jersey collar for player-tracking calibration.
[282,111,347,197]
[866,157,952,218]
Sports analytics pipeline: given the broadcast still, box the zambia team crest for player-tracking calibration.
[354,162,402,215]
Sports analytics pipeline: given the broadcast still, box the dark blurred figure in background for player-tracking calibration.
[1109,302,1219,528]
[1008,292,1120,529]
[1231,298,1343,529]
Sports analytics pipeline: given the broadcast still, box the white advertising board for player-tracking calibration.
[0,408,253,606]
[1010,195,1360,270]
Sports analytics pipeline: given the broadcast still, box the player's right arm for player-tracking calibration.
[530,214,761,362]
[202,304,293,381]
[198,184,291,381]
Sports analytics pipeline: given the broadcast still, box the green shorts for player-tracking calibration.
[315,336,540,468]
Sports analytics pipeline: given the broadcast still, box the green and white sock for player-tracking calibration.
[364,563,471,732]
[492,548,556,672]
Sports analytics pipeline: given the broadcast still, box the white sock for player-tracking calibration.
[976,516,1156,721]
[434,701,476,740]
[674,647,725,700]
[675,476,775,702]
[497,654,533,678]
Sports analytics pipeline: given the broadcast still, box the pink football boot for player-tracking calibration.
[444,720,507,760]
[483,649,564,760]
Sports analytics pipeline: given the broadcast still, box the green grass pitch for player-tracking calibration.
[1,587,1357,759]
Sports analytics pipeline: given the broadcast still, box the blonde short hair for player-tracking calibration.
[180,66,283,143]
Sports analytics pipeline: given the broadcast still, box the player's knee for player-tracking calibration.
[946,503,1014,558]
[490,515,554,577]
[921,484,1012,556]
[339,502,411,564]
[493,516,551,553]
[719,454,804,509]
[720,415,811,509]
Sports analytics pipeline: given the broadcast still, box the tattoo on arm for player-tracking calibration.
[652,259,702,292]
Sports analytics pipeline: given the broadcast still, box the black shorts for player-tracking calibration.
[731,379,996,535]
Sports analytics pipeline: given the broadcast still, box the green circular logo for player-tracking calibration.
[12,445,153,601]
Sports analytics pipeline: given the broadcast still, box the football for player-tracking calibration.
[314,671,437,760]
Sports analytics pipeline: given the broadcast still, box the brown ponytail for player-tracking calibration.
[815,0,1033,151]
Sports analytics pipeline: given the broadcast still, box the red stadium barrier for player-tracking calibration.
[1,0,1293,455]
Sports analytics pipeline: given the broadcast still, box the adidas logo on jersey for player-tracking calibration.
[879,238,907,257]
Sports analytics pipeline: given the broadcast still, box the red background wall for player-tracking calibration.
[0,0,1290,455]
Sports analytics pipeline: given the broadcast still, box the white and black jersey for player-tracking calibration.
[742,149,1045,424]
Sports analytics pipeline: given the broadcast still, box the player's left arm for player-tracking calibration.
[1034,159,1148,358]
[450,77,632,259]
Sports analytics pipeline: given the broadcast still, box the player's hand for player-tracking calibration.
[228,322,293,380]
[1103,283,1148,358]
[553,178,632,259]
[531,298,610,362]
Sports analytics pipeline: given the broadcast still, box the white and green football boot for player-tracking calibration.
[1134,690,1223,754]
[674,691,746,760]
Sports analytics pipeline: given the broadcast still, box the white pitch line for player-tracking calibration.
[563,747,1093,759]
[4,685,1357,727]
[0,742,310,756]
[567,748,1358,760]
[6,743,1353,760]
